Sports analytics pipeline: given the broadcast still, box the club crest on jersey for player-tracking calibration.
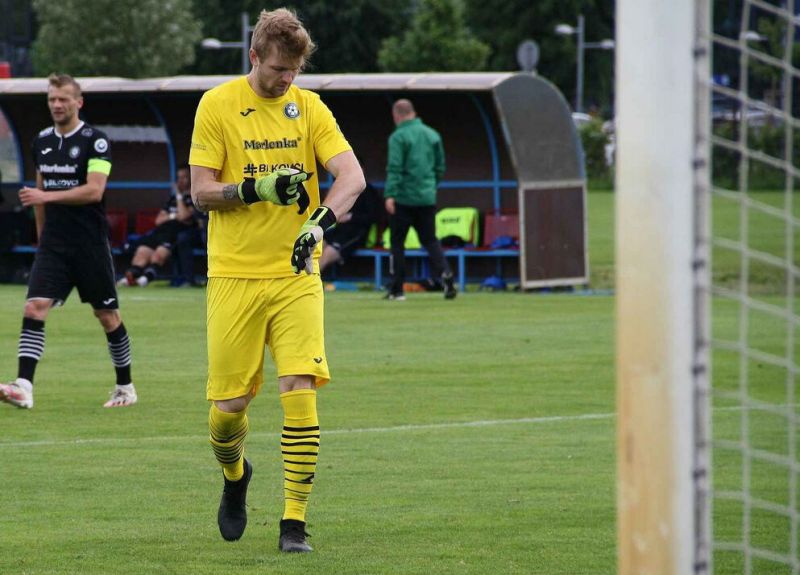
[284,102,300,119]
[69,146,80,158]
[94,138,109,153]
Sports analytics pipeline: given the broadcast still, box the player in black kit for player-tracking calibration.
[0,73,137,409]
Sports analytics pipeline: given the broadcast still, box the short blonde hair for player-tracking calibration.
[48,73,82,98]
[251,8,315,64]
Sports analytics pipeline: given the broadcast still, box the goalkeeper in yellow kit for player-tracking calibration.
[189,7,365,553]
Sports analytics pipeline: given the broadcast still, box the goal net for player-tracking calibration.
[617,0,798,573]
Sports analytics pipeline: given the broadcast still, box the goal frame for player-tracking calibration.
[615,0,711,573]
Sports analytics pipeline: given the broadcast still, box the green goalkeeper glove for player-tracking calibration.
[291,206,337,274]
[238,168,312,214]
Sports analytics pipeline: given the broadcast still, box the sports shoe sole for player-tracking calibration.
[0,385,33,409]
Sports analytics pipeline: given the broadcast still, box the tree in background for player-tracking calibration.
[31,0,201,78]
[377,0,489,72]
[465,0,615,115]
[188,0,408,75]
[747,15,800,111]
[298,0,410,73]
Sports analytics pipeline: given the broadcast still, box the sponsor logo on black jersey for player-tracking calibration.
[243,137,299,150]
[81,128,94,137]
[40,164,77,174]
[44,178,80,188]
[284,102,300,119]
[240,108,256,117]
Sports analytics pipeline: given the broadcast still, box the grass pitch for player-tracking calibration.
[0,286,616,575]
[0,188,792,573]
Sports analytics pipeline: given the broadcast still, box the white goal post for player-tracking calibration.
[618,0,800,572]
[616,0,711,573]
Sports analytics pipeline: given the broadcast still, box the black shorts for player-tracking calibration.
[27,242,119,310]
[138,220,188,251]
[324,225,367,262]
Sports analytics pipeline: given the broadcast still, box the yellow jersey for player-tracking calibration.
[189,77,351,278]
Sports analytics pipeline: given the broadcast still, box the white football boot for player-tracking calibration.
[103,383,138,408]
[0,379,33,409]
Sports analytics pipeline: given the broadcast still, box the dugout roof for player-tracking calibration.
[0,72,586,288]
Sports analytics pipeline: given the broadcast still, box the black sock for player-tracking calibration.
[18,317,45,384]
[106,323,132,385]
[144,266,159,281]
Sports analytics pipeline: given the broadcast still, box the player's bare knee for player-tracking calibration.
[133,247,153,266]
[94,309,121,332]
[279,374,315,393]
[214,395,252,413]
[153,249,170,266]
[23,298,51,320]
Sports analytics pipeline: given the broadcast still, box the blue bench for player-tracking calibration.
[9,245,206,256]
[352,248,519,291]
[11,245,131,256]
[8,246,518,291]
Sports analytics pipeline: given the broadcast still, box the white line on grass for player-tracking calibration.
[0,404,767,449]
[0,412,615,449]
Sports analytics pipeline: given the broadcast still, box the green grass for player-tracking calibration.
[586,186,797,293]
[0,285,791,573]
[0,287,617,575]
[0,186,793,573]
[586,189,615,288]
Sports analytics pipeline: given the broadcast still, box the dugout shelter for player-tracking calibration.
[0,72,587,288]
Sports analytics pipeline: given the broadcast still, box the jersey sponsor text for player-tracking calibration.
[39,164,77,174]
[243,137,299,151]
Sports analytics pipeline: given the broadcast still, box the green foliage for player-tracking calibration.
[377,0,490,72]
[188,0,409,75]
[746,17,800,107]
[464,0,615,114]
[31,0,202,78]
[293,0,410,73]
[578,118,613,182]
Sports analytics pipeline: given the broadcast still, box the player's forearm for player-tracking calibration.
[44,182,105,205]
[323,171,366,222]
[190,181,242,213]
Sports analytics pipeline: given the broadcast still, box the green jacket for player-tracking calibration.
[384,117,445,206]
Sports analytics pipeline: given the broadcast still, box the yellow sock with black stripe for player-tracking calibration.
[280,389,319,522]
[209,403,249,481]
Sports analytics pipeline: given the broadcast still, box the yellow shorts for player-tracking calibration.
[206,274,330,401]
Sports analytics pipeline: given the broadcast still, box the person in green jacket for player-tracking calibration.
[384,99,456,300]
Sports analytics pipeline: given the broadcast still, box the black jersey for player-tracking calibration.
[31,122,112,245]
[162,192,197,218]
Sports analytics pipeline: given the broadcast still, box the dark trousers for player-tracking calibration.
[173,228,200,284]
[388,204,451,294]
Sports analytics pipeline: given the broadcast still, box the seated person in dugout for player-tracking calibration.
[119,165,197,287]
[318,181,382,272]
[171,203,208,287]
